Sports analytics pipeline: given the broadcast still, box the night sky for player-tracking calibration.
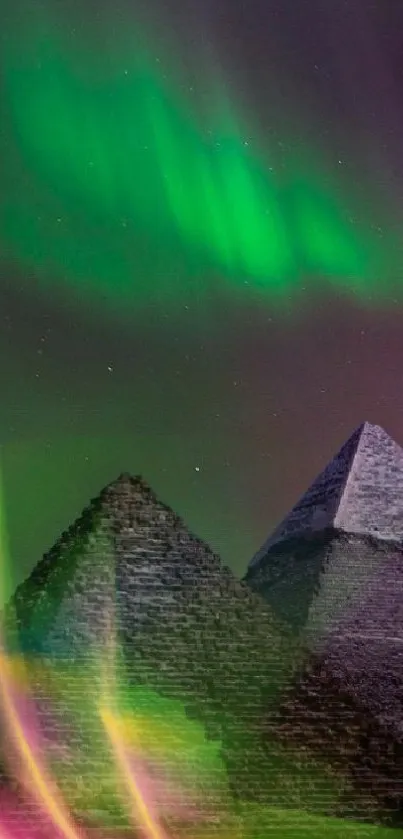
[1,0,403,599]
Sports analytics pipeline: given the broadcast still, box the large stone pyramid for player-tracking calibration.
[249,421,403,566]
[1,473,303,825]
[244,423,403,823]
[7,473,288,668]
[244,422,403,644]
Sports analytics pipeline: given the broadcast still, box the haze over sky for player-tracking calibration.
[1,0,403,594]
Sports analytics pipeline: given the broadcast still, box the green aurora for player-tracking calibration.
[0,4,398,317]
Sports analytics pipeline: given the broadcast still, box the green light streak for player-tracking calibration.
[0,5,395,314]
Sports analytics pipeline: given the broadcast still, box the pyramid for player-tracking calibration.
[249,421,403,569]
[243,426,403,823]
[7,473,288,662]
[2,473,298,824]
[244,422,403,640]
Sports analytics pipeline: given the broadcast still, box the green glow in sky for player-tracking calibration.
[0,5,396,313]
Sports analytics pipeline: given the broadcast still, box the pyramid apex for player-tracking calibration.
[346,420,389,440]
[115,471,139,482]
[104,472,149,489]
[357,420,389,434]
[96,473,157,504]
[249,422,403,570]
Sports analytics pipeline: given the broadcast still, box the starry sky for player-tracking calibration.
[1,0,403,598]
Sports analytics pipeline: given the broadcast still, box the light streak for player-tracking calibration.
[0,464,82,839]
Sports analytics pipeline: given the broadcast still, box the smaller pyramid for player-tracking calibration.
[249,422,403,570]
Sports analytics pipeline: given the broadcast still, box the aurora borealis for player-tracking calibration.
[1,0,403,592]
[0,1,395,307]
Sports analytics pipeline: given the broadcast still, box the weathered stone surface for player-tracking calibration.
[244,422,403,825]
[270,633,403,826]
[249,422,403,566]
[245,423,403,654]
[245,530,397,648]
[1,474,302,826]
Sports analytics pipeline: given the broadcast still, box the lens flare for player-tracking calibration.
[100,706,169,839]
[0,471,82,839]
